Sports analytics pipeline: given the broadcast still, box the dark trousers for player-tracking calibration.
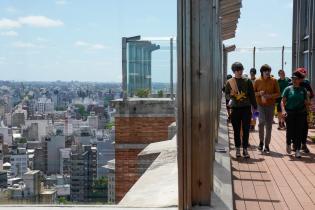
[231,107,251,149]
[285,111,307,151]
[302,116,308,144]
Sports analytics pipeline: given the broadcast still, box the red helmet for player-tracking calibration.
[296,67,307,75]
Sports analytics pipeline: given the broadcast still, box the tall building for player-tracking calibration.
[10,147,28,177]
[45,134,65,175]
[59,148,71,175]
[292,0,315,90]
[0,170,7,188]
[70,144,97,202]
[104,159,115,203]
[125,37,160,95]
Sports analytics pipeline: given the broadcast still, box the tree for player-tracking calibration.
[158,90,164,97]
[135,88,150,98]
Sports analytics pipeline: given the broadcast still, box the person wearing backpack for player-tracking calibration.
[281,70,310,158]
[225,62,257,158]
[254,64,280,154]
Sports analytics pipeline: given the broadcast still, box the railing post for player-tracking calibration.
[253,46,256,68]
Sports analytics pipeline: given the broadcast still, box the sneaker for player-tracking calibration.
[286,144,291,154]
[236,148,241,157]
[264,146,270,154]
[295,150,301,158]
[302,144,310,153]
[258,143,263,151]
[277,126,281,130]
[243,149,250,158]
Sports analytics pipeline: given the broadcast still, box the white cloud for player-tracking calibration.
[268,33,279,38]
[56,0,69,5]
[0,31,18,37]
[91,44,105,50]
[0,18,21,29]
[75,41,106,50]
[13,42,41,49]
[18,16,64,28]
[75,41,89,47]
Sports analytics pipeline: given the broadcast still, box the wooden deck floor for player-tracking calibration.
[229,122,315,210]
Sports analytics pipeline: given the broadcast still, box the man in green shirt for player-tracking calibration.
[277,70,291,129]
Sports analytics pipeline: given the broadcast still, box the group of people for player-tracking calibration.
[225,62,313,158]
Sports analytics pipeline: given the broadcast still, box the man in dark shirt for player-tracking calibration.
[296,68,314,153]
[225,62,257,158]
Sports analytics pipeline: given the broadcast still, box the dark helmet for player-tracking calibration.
[231,62,244,72]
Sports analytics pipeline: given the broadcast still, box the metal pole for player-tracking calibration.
[122,37,127,100]
[281,45,285,70]
[253,46,256,68]
[170,37,174,100]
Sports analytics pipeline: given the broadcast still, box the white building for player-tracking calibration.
[37,97,54,114]
[23,170,40,197]
[104,159,115,204]
[87,112,99,130]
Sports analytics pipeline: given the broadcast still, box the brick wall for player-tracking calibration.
[115,117,175,144]
[115,116,175,202]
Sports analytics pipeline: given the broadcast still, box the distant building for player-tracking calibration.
[23,170,40,198]
[292,0,315,90]
[45,134,65,175]
[12,113,25,128]
[0,170,7,188]
[40,189,57,204]
[10,147,28,177]
[36,97,54,114]
[59,148,71,175]
[125,37,160,96]
[104,159,115,203]
[33,147,46,173]
[70,144,97,202]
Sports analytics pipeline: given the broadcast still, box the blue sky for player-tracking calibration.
[225,0,293,78]
[0,0,292,82]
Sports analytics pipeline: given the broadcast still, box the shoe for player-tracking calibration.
[250,125,255,131]
[277,126,281,130]
[258,143,263,151]
[302,144,310,153]
[243,149,250,158]
[295,150,301,158]
[236,148,241,157]
[264,146,270,154]
[286,144,291,154]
